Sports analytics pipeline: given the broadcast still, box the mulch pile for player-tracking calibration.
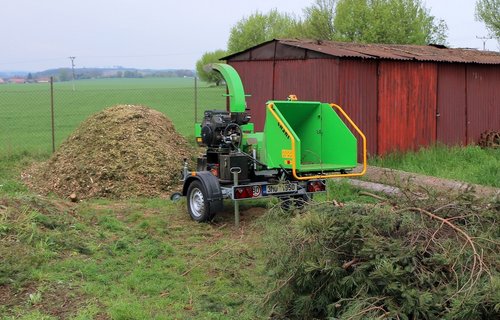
[23,105,193,199]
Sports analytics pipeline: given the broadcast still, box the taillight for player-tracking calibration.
[307,180,326,192]
[234,186,254,199]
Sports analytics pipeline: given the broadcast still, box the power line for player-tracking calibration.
[476,36,493,51]
[69,56,76,91]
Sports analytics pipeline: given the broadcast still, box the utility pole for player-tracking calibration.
[68,56,76,91]
[476,36,492,51]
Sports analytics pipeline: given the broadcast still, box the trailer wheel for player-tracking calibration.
[280,194,312,211]
[295,194,312,210]
[187,181,214,222]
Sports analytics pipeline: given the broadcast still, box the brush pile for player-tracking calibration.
[24,105,193,199]
[478,130,500,149]
[264,190,499,319]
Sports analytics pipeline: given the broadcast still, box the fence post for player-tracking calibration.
[50,76,55,153]
[194,76,198,124]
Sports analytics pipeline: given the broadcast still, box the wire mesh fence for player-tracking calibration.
[0,77,226,155]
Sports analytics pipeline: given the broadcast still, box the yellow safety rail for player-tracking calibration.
[267,102,367,181]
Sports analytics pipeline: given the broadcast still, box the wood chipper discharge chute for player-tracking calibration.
[181,63,366,223]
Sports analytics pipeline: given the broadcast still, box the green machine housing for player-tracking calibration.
[194,63,366,182]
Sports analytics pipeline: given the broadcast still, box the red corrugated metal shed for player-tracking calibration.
[377,61,437,154]
[466,65,500,144]
[437,65,467,145]
[338,59,378,158]
[274,59,340,102]
[226,39,500,64]
[230,61,274,132]
[223,39,500,156]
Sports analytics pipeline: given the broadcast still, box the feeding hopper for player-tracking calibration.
[262,100,360,177]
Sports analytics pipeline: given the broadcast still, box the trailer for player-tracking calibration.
[180,64,366,225]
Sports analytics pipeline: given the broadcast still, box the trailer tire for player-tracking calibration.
[295,194,312,210]
[280,194,312,211]
[187,180,214,222]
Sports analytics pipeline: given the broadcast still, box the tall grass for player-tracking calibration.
[370,144,500,187]
[0,151,50,195]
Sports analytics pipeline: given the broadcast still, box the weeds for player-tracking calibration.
[370,144,500,187]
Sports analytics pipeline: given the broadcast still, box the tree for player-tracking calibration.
[123,70,142,78]
[195,50,227,85]
[227,9,300,53]
[58,69,70,82]
[301,0,337,40]
[476,0,500,39]
[301,0,447,45]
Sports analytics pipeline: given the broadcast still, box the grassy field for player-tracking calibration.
[2,152,497,319]
[0,152,375,319]
[371,144,500,187]
[0,196,270,319]
[1,77,498,318]
[0,78,225,154]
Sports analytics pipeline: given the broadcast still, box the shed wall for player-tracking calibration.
[436,64,467,145]
[378,61,437,155]
[338,59,378,157]
[273,58,340,102]
[230,61,274,132]
[466,65,500,143]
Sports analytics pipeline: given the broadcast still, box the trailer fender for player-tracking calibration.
[182,172,223,212]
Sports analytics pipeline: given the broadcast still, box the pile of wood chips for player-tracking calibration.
[23,105,193,200]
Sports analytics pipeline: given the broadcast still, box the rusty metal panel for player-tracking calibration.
[466,65,500,143]
[279,40,375,59]
[279,39,500,64]
[275,42,307,59]
[338,59,378,159]
[436,64,467,145]
[229,61,274,131]
[248,41,277,60]
[378,61,437,154]
[224,39,500,64]
[273,58,340,103]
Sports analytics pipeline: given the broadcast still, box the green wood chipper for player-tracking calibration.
[180,63,366,224]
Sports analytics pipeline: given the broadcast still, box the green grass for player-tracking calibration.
[0,152,270,319]
[0,150,381,319]
[0,197,266,319]
[0,191,271,319]
[0,78,225,154]
[370,144,500,187]
[0,152,49,194]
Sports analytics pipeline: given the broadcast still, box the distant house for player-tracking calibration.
[36,77,50,83]
[0,78,5,84]
[9,77,26,84]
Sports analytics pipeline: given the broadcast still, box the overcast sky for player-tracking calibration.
[0,0,496,71]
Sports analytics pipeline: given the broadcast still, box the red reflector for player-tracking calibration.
[307,181,326,192]
[234,186,254,199]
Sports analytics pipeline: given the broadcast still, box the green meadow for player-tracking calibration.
[0,78,225,154]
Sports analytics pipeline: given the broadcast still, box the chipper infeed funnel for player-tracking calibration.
[263,101,358,176]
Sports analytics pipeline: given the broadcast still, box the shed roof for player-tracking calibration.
[223,39,500,64]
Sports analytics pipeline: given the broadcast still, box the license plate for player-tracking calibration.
[264,183,297,195]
